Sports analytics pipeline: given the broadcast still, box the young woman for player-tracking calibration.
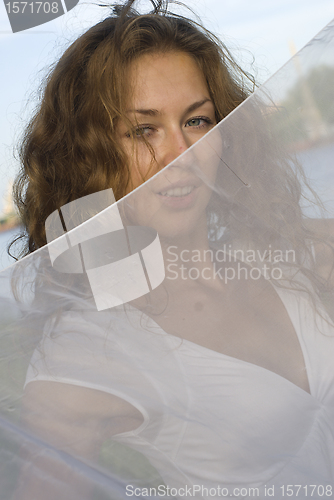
[6,0,334,498]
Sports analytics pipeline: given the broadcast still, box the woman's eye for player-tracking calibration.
[186,117,213,128]
[126,126,153,138]
[135,127,152,136]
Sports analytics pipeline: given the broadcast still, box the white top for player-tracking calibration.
[25,286,334,498]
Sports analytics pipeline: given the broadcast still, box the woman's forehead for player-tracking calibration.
[125,51,211,109]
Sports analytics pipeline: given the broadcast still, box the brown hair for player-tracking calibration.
[11,0,255,258]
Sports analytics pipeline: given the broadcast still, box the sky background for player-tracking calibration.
[0,0,333,269]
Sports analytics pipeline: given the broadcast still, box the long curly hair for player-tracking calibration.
[11,0,255,258]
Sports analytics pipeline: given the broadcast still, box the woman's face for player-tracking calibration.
[116,51,219,238]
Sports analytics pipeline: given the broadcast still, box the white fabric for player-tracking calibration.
[25,284,334,495]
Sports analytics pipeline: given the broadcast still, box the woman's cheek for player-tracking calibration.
[125,147,157,192]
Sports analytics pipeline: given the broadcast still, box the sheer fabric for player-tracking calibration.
[1,20,334,500]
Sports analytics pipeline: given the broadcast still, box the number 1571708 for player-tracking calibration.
[280,485,332,496]
[5,2,59,14]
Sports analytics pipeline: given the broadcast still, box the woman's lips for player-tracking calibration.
[156,185,198,208]
[160,185,195,197]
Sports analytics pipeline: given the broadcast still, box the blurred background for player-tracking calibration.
[1,0,333,271]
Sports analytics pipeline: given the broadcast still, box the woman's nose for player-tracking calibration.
[159,128,191,168]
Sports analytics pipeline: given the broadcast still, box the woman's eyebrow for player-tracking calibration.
[185,98,212,114]
[127,98,212,116]
[128,108,161,116]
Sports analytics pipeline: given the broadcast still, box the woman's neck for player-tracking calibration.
[159,225,228,293]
